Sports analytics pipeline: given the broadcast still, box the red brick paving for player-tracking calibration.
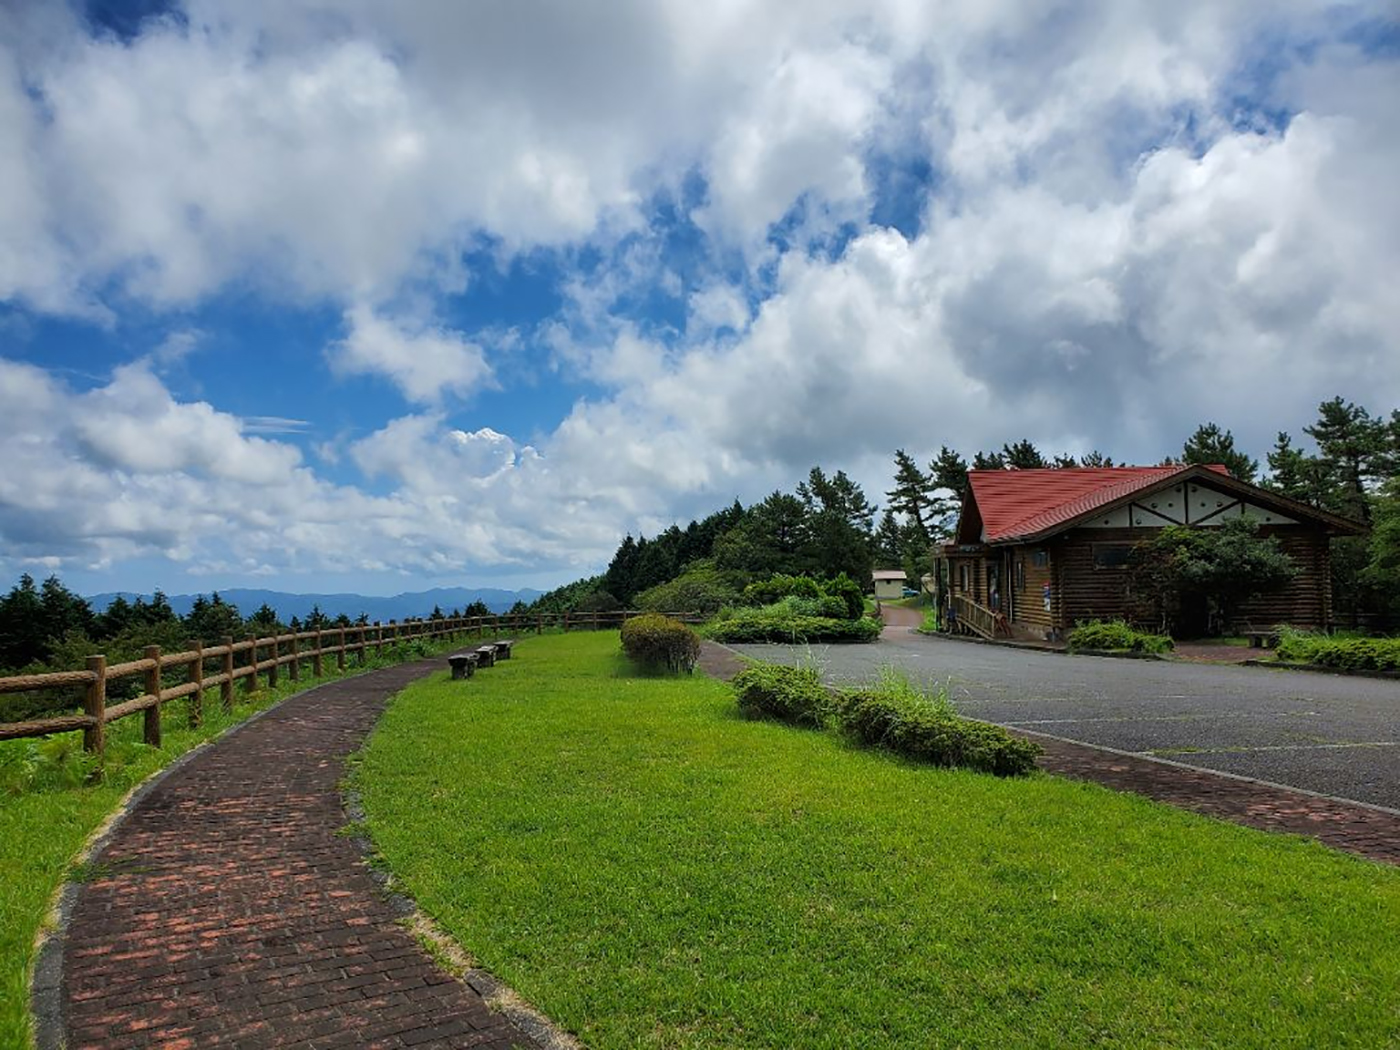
[700,641,1400,866]
[58,658,542,1050]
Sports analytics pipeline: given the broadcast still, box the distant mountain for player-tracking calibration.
[85,586,545,622]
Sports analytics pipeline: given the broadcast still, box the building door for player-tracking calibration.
[986,562,1001,614]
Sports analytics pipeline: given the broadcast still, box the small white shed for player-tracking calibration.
[872,570,907,601]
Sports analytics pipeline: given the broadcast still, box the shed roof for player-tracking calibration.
[872,570,907,580]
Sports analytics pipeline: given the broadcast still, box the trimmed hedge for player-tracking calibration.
[1275,628,1400,672]
[620,613,701,674]
[1067,620,1173,654]
[731,663,1041,777]
[705,613,882,644]
[837,688,1042,777]
[732,663,830,726]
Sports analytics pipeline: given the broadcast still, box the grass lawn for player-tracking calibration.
[0,636,463,1048]
[354,632,1400,1050]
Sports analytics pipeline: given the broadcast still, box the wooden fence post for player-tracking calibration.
[289,633,300,682]
[268,635,280,688]
[83,655,106,756]
[313,629,324,677]
[222,636,235,710]
[144,645,162,748]
[189,640,204,727]
[336,627,346,671]
[245,636,259,695]
[374,621,383,656]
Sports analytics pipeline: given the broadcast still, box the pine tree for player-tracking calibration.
[1078,450,1115,468]
[1304,397,1385,523]
[887,450,934,544]
[972,450,1007,470]
[1001,439,1047,469]
[1181,422,1257,483]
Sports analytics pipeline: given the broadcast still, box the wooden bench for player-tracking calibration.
[447,652,480,680]
[492,639,515,660]
[1244,630,1280,649]
[475,645,498,668]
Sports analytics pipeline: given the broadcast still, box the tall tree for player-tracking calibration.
[1078,450,1115,468]
[887,450,934,544]
[1001,439,1047,469]
[1304,397,1385,523]
[1050,453,1080,469]
[1181,422,1258,483]
[972,449,1007,470]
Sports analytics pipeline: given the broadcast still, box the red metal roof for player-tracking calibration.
[968,465,1231,542]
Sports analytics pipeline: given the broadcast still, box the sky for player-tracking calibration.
[1,0,1397,597]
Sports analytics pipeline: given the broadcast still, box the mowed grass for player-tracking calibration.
[0,637,463,1048]
[355,632,1400,1050]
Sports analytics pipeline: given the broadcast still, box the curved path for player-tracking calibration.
[46,659,543,1050]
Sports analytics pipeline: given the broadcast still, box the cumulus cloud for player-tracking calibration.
[0,0,1396,589]
[328,306,493,404]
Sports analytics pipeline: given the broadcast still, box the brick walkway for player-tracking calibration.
[51,659,544,1050]
[699,642,1400,866]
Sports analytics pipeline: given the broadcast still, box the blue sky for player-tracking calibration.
[0,0,1397,596]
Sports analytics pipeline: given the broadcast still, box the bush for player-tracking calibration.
[774,594,849,619]
[635,565,740,616]
[836,674,1041,777]
[743,574,823,606]
[704,611,882,644]
[732,663,831,726]
[1275,628,1400,671]
[823,572,866,621]
[1067,620,1173,654]
[620,613,702,674]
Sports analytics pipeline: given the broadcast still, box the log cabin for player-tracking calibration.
[934,464,1364,641]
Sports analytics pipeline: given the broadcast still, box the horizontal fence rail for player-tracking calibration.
[0,610,703,756]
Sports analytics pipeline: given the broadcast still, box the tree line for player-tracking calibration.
[0,577,500,677]
[530,396,1398,628]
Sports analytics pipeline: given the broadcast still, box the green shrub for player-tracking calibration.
[823,572,866,621]
[774,594,849,619]
[635,565,740,616]
[620,613,702,674]
[836,675,1041,777]
[732,663,831,726]
[1067,620,1173,654]
[743,574,823,606]
[705,611,882,644]
[1275,628,1400,671]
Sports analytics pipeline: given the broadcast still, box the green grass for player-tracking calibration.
[354,632,1400,1050]
[0,634,467,1048]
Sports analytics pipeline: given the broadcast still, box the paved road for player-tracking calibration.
[725,629,1400,810]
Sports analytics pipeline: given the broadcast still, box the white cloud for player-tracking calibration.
[0,1,1397,590]
[328,305,493,404]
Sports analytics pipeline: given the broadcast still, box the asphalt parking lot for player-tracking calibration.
[723,629,1400,810]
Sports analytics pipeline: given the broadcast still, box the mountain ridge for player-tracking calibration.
[85,586,545,622]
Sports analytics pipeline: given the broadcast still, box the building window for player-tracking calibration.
[1093,544,1133,570]
[1014,558,1026,591]
[959,564,969,591]
[1032,550,1049,568]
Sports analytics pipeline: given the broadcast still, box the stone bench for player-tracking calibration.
[448,652,480,680]
[1245,630,1280,649]
[475,645,498,668]
[492,639,515,660]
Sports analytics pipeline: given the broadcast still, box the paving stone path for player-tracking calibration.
[50,659,543,1050]
[699,641,1400,866]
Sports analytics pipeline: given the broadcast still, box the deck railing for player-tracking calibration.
[949,595,1001,641]
[0,609,702,757]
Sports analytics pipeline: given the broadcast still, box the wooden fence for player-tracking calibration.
[0,609,702,757]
